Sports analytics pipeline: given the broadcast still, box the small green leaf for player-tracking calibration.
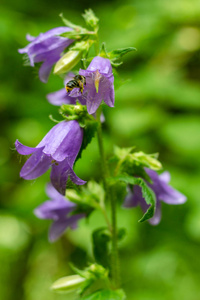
[116,175,156,222]
[108,47,137,61]
[60,13,83,30]
[51,275,86,293]
[81,289,126,300]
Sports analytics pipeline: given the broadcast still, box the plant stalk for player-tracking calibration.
[96,108,120,289]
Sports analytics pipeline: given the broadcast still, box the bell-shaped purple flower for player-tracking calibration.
[15,120,86,195]
[68,56,115,114]
[124,168,187,225]
[18,27,73,83]
[34,183,85,242]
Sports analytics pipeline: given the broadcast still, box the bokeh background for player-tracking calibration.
[1,0,200,299]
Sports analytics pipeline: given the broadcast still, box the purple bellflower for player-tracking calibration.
[124,168,187,225]
[68,56,115,115]
[34,183,85,242]
[18,27,73,83]
[15,120,86,195]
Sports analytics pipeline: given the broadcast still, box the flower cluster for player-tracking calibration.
[16,18,186,249]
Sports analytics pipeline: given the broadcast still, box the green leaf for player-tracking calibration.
[65,181,104,212]
[92,228,111,268]
[116,175,156,222]
[108,47,137,61]
[59,13,83,30]
[77,119,98,160]
[81,289,126,300]
[92,227,126,269]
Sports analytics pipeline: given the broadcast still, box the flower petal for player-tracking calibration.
[50,158,86,195]
[34,199,73,220]
[20,148,52,180]
[15,139,39,155]
[40,120,83,162]
[68,166,87,185]
[39,58,58,83]
[47,88,77,106]
[87,56,113,75]
[49,214,83,242]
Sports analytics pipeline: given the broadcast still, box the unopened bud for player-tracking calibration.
[54,41,90,75]
[51,275,85,293]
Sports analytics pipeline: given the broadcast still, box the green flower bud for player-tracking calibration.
[54,41,90,75]
[51,275,86,293]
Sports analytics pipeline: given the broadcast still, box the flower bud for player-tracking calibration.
[51,275,86,293]
[54,41,89,75]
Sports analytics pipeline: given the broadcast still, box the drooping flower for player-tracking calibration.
[124,168,187,225]
[34,183,85,242]
[68,56,115,114]
[15,120,86,195]
[18,27,73,83]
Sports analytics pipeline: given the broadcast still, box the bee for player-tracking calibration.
[65,75,86,94]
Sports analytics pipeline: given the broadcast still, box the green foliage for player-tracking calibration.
[92,228,111,268]
[92,227,126,269]
[116,175,156,222]
[77,119,99,160]
[112,146,162,181]
[66,181,105,212]
[99,43,136,66]
[81,289,126,300]
[82,9,99,30]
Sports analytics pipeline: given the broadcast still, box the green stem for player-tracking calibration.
[96,108,120,289]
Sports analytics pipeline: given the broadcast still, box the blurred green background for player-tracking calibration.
[0,0,200,299]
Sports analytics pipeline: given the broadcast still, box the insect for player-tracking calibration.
[65,75,86,94]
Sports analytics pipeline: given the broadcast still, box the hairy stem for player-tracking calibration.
[96,108,120,289]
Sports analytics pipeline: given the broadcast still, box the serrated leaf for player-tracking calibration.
[77,120,98,160]
[116,175,156,222]
[81,289,126,300]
